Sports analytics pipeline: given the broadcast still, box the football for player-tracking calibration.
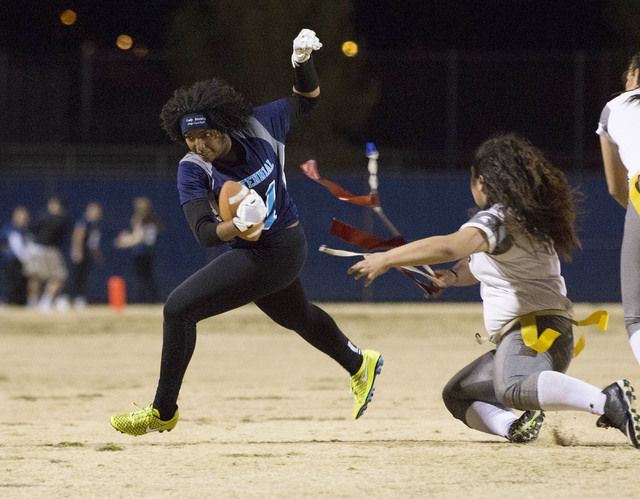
[218,180,264,241]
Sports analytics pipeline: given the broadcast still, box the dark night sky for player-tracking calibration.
[0,1,622,53]
[0,0,181,51]
[354,1,613,52]
[0,0,633,156]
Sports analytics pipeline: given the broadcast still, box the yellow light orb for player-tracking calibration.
[60,9,77,26]
[116,34,133,50]
[341,41,358,57]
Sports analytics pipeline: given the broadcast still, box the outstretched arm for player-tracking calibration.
[348,227,489,287]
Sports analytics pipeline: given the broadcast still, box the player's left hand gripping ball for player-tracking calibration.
[219,181,267,241]
[234,190,267,231]
[292,29,322,67]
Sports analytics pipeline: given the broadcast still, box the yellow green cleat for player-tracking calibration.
[350,349,383,419]
[110,403,179,436]
[508,410,544,443]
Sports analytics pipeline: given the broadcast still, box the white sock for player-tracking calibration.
[629,331,640,366]
[38,293,54,311]
[465,401,517,438]
[537,370,605,414]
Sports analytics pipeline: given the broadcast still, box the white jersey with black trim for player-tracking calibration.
[597,88,640,180]
[460,205,573,335]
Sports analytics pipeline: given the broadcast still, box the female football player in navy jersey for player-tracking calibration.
[349,133,640,448]
[111,29,382,435]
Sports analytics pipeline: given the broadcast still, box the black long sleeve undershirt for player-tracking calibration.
[287,92,319,123]
[293,55,319,93]
[290,55,320,122]
[183,198,223,247]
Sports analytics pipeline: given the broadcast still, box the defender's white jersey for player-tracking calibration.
[461,205,573,335]
[597,88,640,180]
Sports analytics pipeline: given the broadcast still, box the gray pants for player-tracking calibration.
[621,203,640,337]
[442,315,574,424]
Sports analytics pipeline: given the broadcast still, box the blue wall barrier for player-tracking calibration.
[0,172,624,303]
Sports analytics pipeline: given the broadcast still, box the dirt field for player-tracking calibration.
[2,302,639,498]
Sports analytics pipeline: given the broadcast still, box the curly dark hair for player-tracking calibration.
[471,133,581,260]
[625,50,640,103]
[160,78,253,142]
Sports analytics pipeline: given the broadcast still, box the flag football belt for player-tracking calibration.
[630,173,640,216]
[476,309,609,357]
[300,159,441,294]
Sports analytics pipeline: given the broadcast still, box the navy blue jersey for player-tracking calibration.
[177,98,298,238]
[74,216,102,254]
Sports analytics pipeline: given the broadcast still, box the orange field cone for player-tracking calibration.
[108,276,127,311]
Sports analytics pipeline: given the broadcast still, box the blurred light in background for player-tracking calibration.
[60,9,77,26]
[116,34,133,50]
[341,40,358,57]
[133,43,148,58]
[80,40,96,56]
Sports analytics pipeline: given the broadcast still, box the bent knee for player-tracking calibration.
[494,374,539,410]
[442,382,469,422]
[163,290,190,322]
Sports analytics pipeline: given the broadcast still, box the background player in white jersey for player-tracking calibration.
[349,133,640,447]
[597,50,640,367]
[111,29,382,435]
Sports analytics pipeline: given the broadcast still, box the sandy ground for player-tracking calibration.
[1,302,639,498]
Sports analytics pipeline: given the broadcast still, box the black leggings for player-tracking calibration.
[5,258,27,305]
[153,224,362,418]
[67,258,93,299]
[132,254,160,303]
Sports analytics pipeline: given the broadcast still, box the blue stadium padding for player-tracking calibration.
[0,173,623,303]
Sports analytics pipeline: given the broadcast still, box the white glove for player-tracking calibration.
[292,29,322,67]
[232,189,267,232]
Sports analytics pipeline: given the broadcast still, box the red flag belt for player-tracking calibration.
[300,161,439,296]
[300,160,380,207]
[330,219,405,249]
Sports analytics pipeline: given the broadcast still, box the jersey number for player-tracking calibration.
[263,180,277,229]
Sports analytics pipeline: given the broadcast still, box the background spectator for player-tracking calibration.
[114,197,163,303]
[24,197,72,312]
[0,205,32,305]
[57,201,104,310]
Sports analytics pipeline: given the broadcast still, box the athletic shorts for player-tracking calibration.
[23,244,68,281]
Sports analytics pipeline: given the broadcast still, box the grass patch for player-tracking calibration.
[97,443,124,452]
[192,417,213,425]
[77,393,104,399]
[45,442,84,448]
